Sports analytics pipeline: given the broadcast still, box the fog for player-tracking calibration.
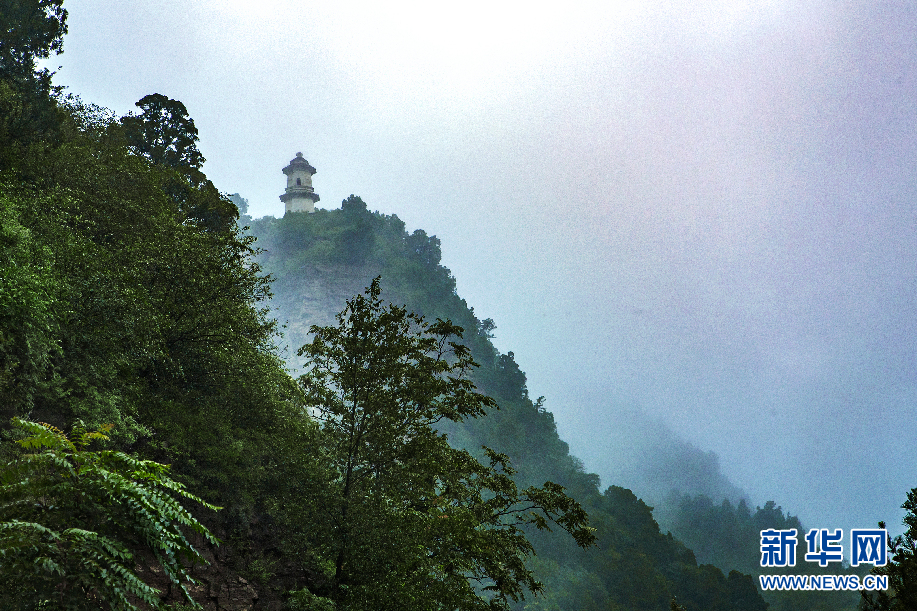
[50,1,917,536]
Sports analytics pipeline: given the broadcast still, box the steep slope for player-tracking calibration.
[0,8,764,605]
[0,92,313,607]
[246,198,768,611]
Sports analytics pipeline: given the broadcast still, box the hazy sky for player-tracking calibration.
[50,1,916,538]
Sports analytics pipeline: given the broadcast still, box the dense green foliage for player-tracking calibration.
[0,99,293,512]
[0,3,303,603]
[2,3,887,609]
[289,279,594,610]
[0,418,218,610]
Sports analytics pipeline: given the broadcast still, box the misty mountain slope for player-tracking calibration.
[245,199,770,611]
[247,199,748,503]
[576,405,748,508]
[660,495,868,611]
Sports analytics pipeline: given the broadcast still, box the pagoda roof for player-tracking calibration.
[282,152,316,175]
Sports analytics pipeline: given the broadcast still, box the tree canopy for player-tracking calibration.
[0,0,70,164]
[290,278,595,610]
[121,93,204,174]
[119,93,239,232]
[0,0,67,82]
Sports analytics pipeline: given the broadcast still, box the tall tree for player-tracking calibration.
[0,0,68,164]
[294,278,595,611]
[121,93,205,175]
[120,93,237,232]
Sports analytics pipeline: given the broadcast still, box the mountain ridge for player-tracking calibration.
[244,200,776,611]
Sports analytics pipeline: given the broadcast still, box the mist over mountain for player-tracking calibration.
[248,204,749,512]
[242,199,873,610]
[239,201,782,610]
[6,1,913,606]
[576,405,748,508]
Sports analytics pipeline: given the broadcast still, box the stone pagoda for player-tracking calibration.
[280,152,320,213]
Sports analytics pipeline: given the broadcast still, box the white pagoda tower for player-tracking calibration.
[280,152,320,213]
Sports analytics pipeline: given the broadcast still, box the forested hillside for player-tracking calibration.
[658,495,873,611]
[246,199,770,611]
[1,4,766,609]
[6,2,910,610]
[247,198,899,611]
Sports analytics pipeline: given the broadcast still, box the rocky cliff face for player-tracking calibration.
[136,540,260,610]
[269,262,407,371]
[137,522,319,611]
